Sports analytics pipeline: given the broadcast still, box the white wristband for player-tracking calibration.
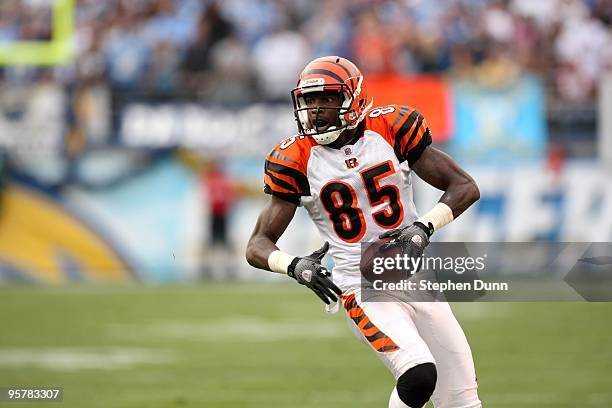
[416,202,454,233]
[267,250,296,274]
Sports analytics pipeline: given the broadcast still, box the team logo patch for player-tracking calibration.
[345,158,359,169]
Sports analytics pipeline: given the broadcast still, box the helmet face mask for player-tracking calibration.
[291,84,351,144]
[291,57,373,145]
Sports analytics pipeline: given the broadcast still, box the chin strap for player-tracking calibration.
[313,127,343,145]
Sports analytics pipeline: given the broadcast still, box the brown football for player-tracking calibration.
[360,237,405,284]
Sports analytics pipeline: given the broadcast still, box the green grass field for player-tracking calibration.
[1,284,611,407]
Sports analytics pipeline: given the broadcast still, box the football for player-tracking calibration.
[360,236,406,285]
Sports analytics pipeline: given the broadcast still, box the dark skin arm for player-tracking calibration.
[412,146,480,218]
[245,195,298,271]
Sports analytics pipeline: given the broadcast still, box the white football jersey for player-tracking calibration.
[264,105,432,290]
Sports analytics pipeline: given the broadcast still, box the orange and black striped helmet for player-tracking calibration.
[291,56,373,145]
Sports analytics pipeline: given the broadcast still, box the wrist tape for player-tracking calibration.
[416,202,454,234]
[267,250,296,274]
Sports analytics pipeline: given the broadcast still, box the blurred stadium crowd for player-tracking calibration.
[1,0,610,105]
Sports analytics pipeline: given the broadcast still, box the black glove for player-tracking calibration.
[288,242,342,304]
[379,222,432,273]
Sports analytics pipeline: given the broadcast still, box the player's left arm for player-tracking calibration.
[380,145,479,262]
[378,106,479,225]
[411,145,480,221]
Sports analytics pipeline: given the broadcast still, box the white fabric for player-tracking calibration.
[301,130,419,290]
[344,290,482,408]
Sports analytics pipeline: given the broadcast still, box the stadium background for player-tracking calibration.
[0,0,611,407]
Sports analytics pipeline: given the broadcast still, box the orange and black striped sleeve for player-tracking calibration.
[263,141,311,205]
[385,105,432,166]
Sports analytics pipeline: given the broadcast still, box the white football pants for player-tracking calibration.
[341,290,482,408]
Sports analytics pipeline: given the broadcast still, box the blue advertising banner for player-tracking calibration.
[450,75,547,164]
[67,158,201,282]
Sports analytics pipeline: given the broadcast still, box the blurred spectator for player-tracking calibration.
[251,17,311,102]
[102,8,151,91]
[554,12,611,101]
[302,0,353,58]
[146,40,181,96]
[143,0,195,47]
[351,9,397,75]
[17,1,52,41]
[0,2,19,42]
[555,62,595,103]
[181,2,233,97]
[220,0,287,47]
[207,30,256,105]
[483,1,515,44]
[203,161,235,249]
[592,0,612,25]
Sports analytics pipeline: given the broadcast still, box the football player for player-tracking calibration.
[246,56,482,408]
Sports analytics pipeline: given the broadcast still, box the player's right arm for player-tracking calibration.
[245,195,297,271]
[245,196,342,304]
[245,140,342,304]
[246,137,308,271]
